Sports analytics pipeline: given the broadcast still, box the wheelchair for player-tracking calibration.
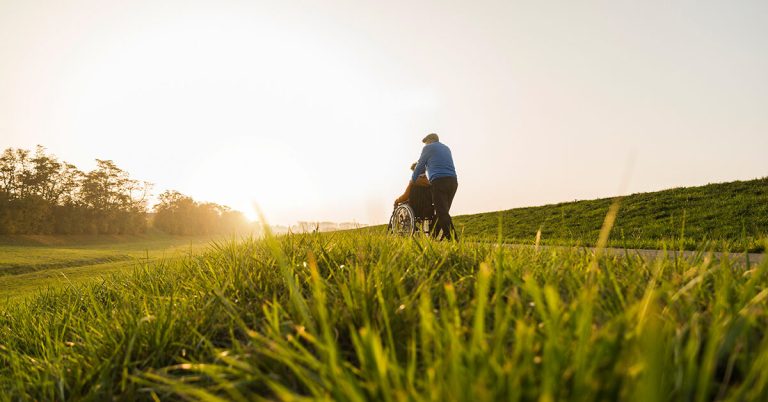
[388,202,433,236]
[387,185,458,239]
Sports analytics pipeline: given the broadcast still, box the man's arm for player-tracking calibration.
[411,146,429,182]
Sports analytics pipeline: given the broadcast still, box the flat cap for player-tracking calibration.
[422,133,439,143]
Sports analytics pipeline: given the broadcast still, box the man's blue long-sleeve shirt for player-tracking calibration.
[412,141,457,182]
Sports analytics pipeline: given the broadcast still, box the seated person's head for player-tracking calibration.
[422,133,439,144]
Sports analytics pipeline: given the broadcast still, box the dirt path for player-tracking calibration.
[502,244,765,266]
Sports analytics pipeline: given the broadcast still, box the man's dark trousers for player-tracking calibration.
[430,177,458,240]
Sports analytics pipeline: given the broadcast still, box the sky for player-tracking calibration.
[1,0,767,225]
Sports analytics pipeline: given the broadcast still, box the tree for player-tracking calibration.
[0,146,149,235]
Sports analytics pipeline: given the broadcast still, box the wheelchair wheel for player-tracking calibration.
[388,204,416,236]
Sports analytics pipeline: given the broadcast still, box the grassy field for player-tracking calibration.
[2,231,768,400]
[0,231,220,302]
[454,177,768,252]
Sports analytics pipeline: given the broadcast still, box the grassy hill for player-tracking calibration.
[1,179,766,399]
[2,232,768,400]
[454,177,768,252]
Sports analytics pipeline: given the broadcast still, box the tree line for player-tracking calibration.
[0,146,248,236]
[152,190,248,235]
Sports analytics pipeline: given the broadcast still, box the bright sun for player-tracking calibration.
[182,139,319,225]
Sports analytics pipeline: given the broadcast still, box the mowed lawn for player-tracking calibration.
[0,232,221,302]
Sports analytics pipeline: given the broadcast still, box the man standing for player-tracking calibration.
[411,133,458,240]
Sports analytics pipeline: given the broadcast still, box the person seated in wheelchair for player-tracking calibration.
[393,163,434,220]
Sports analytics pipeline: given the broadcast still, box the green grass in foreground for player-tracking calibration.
[454,177,768,252]
[2,232,768,400]
[0,232,219,302]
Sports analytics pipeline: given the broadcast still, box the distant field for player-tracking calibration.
[453,177,768,252]
[0,231,222,302]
